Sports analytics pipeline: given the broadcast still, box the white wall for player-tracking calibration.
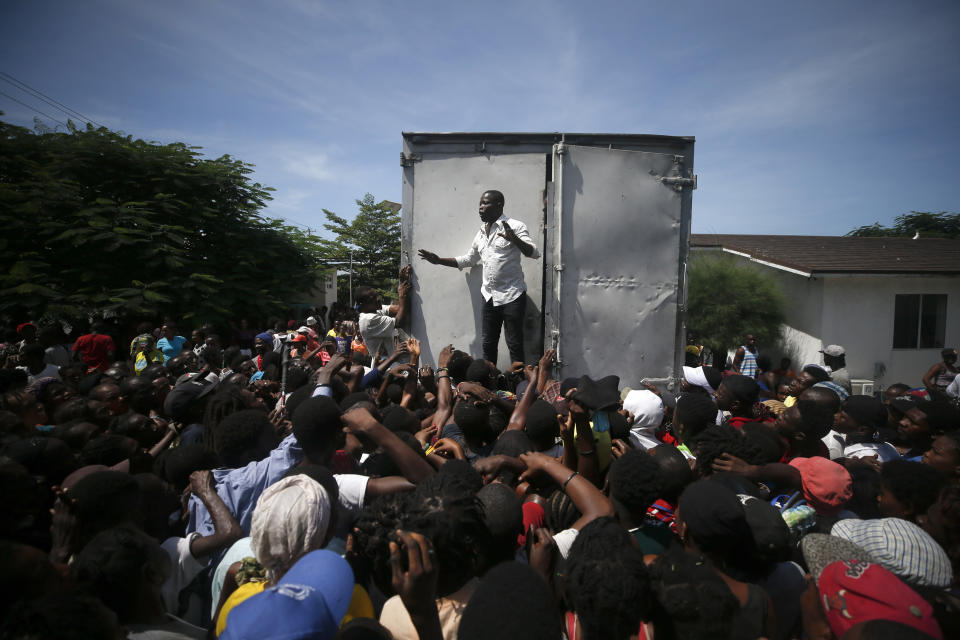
[820,275,960,388]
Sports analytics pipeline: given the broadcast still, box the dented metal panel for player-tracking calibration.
[545,144,685,384]
[401,151,546,369]
[402,133,694,384]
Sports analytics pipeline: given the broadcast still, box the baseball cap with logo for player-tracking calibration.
[801,533,942,639]
[220,549,354,640]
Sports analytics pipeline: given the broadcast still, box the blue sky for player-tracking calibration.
[2,0,958,237]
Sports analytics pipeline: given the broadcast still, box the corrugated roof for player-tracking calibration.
[690,234,960,275]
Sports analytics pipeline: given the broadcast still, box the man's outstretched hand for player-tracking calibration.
[417,249,440,264]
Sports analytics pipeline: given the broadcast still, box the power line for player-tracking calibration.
[0,71,106,129]
[0,89,67,127]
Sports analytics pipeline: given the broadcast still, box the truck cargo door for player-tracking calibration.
[544,144,690,385]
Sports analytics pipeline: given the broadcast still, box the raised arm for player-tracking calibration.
[505,365,539,432]
[342,406,434,485]
[417,249,460,268]
[388,265,413,327]
[519,452,614,531]
[188,470,244,559]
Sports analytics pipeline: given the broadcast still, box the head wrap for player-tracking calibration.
[623,389,665,450]
[251,475,332,582]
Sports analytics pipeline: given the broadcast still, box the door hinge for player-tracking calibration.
[659,175,697,191]
[554,264,564,272]
[400,152,423,167]
[556,143,567,156]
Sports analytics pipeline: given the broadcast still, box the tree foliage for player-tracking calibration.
[315,194,401,301]
[0,117,325,324]
[686,255,786,358]
[847,211,960,239]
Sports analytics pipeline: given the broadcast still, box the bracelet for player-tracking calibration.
[562,471,579,490]
[436,367,449,374]
[577,448,596,456]
[437,374,450,381]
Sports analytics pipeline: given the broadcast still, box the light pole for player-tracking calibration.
[348,248,354,308]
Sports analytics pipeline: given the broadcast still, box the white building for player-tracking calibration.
[691,235,960,391]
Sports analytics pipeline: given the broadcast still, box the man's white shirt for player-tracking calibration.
[454,215,540,306]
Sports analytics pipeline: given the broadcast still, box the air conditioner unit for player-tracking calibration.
[851,379,874,396]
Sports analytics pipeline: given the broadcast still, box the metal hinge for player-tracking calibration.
[554,264,564,272]
[400,152,423,167]
[659,175,697,191]
[556,143,567,156]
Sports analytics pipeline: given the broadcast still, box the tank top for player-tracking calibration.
[934,365,959,389]
[739,346,759,378]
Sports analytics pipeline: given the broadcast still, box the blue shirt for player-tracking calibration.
[187,386,333,537]
[157,335,187,364]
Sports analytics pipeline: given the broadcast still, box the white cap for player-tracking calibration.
[306,316,318,326]
[682,365,715,394]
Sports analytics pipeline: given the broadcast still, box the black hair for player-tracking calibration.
[483,189,505,205]
[213,409,273,468]
[475,483,524,570]
[340,391,374,413]
[720,375,759,405]
[674,393,717,441]
[800,386,842,414]
[689,424,764,477]
[545,489,581,533]
[465,360,494,387]
[740,423,785,464]
[565,517,651,640]
[407,473,488,596]
[382,405,419,434]
[202,385,251,451]
[152,443,219,493]
[523,401,560,450]
[845,462,883,520]
[3,436,77,487]
[437,458,483,495]
[647,547,739,640]
[801,364,831,383]
[491,429,534,458]
[350,492,414,595]
[453,401,491,441]
[447,350,473,383]
[649,444,694,504]
[362,431,426,478]
[609,448,663,521]
[354,285,378,306]
[850,619,944,640]
[880,459,945,518]
[292,396,343,461]
[458,562,560,640]
[885,383,910,396]
[70,524,170,623]
[795,396,835,441]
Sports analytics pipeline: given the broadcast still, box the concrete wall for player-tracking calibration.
[820,275,960,388]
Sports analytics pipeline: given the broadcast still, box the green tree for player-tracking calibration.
[0,117,323,324]
[316,194,401,302]
[847,211,960,238]
[686,255,786,362]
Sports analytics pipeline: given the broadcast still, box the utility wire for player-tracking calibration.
[0,89,67,127]
[0,71,106,128]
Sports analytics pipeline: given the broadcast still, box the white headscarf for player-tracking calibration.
[622,389,665,450]
[250,474,331,582]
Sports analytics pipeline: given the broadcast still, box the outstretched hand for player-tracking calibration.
[498,222,518,243]
[417,249,440,264]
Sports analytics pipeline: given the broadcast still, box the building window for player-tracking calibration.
[893,294,947,349]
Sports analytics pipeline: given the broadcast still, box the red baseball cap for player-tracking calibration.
[817,559,941,639]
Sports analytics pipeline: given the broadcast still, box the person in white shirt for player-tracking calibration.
[418,189,540,364]
[356,265,412,364]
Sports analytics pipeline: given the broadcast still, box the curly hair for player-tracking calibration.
[609,448,663,521]
[689,424,764,476]
[647,547,739,640]
[213,409,272,468]
[564,517,651,640]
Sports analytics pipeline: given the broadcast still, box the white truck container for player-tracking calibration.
[400,132,695,388]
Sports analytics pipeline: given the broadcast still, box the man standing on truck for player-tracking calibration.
[418,189,540,365]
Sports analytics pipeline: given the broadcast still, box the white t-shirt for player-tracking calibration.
[553,528,579,559]
[359,310,396,364]
[17,362,61,383]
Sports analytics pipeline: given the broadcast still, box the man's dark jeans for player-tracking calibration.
[482,295,525,364]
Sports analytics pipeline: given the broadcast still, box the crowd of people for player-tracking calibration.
[1,280,959,640]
